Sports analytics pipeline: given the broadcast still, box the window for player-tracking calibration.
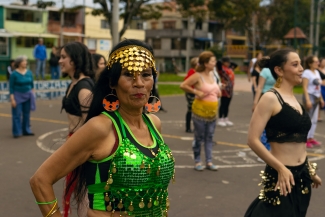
[16,37,54,48]
[101,20,110,29]
[194,39,205,50]
[163,21,176,29]
[64,12,76,27]
[49,11,60,21]
[63,37,78,45]
[0,37,8,56]
[171,38,186,50]
[195,21,202,30]
[152,38,161,49]
[6,9,42,23]
[182,20,188,29]
[137,22,143,30]
[232,39,245,45]
[88,39,97,50]
[151,21,158,30]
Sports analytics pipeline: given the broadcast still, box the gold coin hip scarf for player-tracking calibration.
[107,45,157,77]
[257,159,312,206]
[86,111,175,217]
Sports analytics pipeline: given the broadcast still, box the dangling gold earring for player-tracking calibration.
[275,76,282,88]
[145,92,161,113]
[102,90,119,112]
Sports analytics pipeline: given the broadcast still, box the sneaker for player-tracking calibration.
[206,164,219,171]
[309,138,321,146]
[306,141,313,148]
[194,163,204,171]
[224,118,233,126]
[217,118,226,127]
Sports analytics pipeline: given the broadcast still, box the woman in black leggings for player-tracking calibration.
[217,57,235,127]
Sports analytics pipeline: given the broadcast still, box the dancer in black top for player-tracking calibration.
[245,49,321,217]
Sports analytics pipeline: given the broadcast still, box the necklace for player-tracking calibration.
[149,148,157,157]
[149,148,160,157]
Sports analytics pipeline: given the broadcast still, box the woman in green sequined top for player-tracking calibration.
[30,39,175,217]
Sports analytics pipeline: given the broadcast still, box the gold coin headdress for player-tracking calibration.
[107,45,157,77]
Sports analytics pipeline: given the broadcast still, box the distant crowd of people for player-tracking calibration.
[7,38,109,82]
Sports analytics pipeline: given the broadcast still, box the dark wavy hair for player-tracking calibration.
[61,42,95,80]
[65,39,157,211]
[92,53,106,71]
[259,48,296,80]
[304,55,317,70]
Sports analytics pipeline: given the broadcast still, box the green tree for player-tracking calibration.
[265,0,310,43]
[175,0,261,45]
[91,0,169,42]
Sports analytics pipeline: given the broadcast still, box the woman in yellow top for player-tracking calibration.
[180,51,221,171]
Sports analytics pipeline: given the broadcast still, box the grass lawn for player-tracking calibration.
[293,85,303,94]
[158,84,183,96]
[0,75,7,81]
[158,73,184,82]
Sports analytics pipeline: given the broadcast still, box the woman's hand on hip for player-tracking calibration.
[11,100,16,108]
[306,100,312,110]
[275,166,295,196]
[311,175,322,188]
[196,90,206,99]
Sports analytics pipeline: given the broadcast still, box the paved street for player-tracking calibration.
[0,76,325,217]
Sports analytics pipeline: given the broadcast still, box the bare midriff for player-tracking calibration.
[270,142,307,166]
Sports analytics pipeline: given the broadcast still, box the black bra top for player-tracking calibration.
[265,88,311,143]
[61,78,94,116]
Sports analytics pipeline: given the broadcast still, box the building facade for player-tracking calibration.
[84,7,145,58]
[145,2,213,73]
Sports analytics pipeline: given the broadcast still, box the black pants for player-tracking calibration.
[245,160,312,217]
[185,93,195,131]
[219,96,232,118]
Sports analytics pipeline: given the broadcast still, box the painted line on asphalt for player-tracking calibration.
[36,128,68,154]
[2,113,325,160]
[0,113,69,125]
[175,164,265,169]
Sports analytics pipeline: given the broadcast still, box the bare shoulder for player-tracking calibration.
[82,114,113,139]
[147,114,161,125]
[259,91,278,104]
[255,91,280,116]
[147,114,161,132]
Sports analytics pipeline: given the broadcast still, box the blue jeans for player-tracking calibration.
[192,116,216,163]
[12,99,32,136]
[36,59,46,80]
[50,65,60,79]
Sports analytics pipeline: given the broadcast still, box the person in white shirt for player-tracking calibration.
[302,55,325,148]
[247,52,263,82]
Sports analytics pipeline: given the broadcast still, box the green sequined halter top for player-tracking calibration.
[85,111,175,217]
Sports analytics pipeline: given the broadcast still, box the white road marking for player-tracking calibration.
[36,128,68,154]
[36,128,325,169]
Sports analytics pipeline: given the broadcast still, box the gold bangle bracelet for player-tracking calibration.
[45,201,58,217]
[47,207,60,217]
